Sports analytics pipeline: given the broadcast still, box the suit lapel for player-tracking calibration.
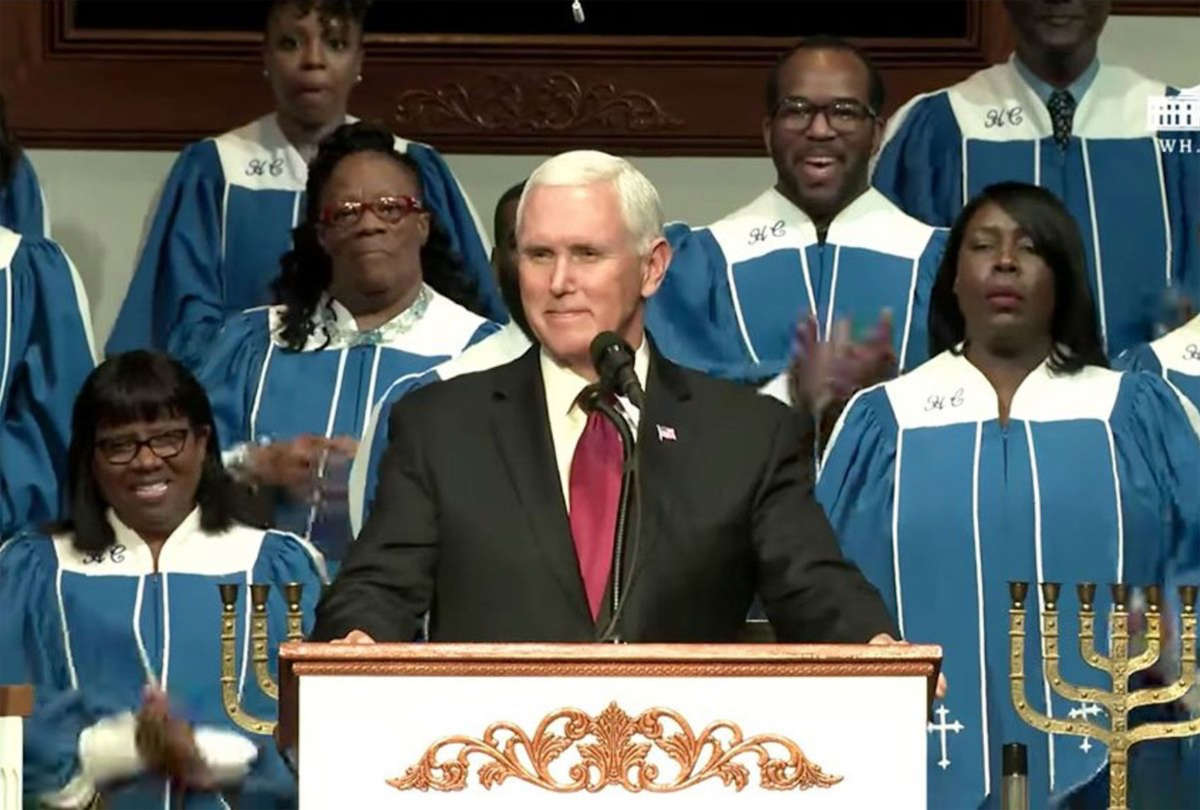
[490,349,592,622]
[620,346,693,609]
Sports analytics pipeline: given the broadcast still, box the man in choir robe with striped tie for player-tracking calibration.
[874,0,1199,357]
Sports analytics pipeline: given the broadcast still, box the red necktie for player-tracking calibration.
[568,408,624,619]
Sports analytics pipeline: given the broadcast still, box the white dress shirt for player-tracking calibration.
[540,336,649,511]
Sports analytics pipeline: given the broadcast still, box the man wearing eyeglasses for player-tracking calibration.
[645,36,948,436]
[874,0,1199,359]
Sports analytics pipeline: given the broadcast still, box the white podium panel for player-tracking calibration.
[301,673,924,808]
[0,717,21,810]
[281,644,940,810]
[0,686,32,810]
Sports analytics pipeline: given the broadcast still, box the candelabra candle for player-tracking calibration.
[1008,581,1200,810]
[250,584,278,700]
[217,583,277,735]
[284,582,305,643]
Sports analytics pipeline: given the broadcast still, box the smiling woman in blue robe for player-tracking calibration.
[104,0,501,373]
[0,351,324,809]
[818,182,1200,809]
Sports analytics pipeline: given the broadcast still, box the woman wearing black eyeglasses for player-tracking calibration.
[197,121,498,572]
[0,350,324,808]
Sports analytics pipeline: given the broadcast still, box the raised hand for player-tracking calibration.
[787,309,897,415]
[245,434,359,502]
[135,687,215,789]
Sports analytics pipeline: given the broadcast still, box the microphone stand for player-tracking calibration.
[581,387,640,643]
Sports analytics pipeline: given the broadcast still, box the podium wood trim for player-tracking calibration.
[277,643,941,749]
[0,686,33,718]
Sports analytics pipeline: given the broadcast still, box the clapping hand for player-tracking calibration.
[135,687,214,789]
[787,310,898,416]
[245,434,358,503]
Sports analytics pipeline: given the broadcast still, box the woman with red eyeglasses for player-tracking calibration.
[197,122,499,571]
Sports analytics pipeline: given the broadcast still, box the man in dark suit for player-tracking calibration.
[312,149,899,646]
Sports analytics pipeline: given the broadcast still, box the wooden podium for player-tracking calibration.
[0,685,33,810]
[279,643,941,809]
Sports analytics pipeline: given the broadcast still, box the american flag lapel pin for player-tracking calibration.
[656,424,677,442]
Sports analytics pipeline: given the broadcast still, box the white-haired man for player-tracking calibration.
[313,150,898,645]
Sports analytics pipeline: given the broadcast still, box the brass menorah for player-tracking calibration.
[1008,581,1200,810]
[218,582,306,735]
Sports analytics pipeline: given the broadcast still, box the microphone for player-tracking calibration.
[589,332,644,409]
[578,385,637,645]
[1000,743,1028,810]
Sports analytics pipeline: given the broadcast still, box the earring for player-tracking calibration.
[263,68,269,78]
[356,74,363,84]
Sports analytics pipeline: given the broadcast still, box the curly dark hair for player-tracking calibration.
[264,0,372,29]
[54,351,245,554]
[928,182,1107,373]
[272,121,482,351]
[0,93,20,189]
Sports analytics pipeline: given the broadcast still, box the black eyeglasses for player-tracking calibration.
[772,97,878,133]
[95,429,191,465]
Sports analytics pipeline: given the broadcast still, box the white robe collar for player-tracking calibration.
[716,186,937,260]
[54,507,265,576]
[881,349,1121,428]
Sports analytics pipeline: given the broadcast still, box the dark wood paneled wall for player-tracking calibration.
[0,0,1189,156]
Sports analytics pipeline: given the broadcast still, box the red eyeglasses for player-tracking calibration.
[319,195,425,229]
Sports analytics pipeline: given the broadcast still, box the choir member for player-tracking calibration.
[0,351,323,809]
[873,0,1198,356]
[106,0,502,373]
[0,92,48,237]
[646,36,947,391]
[1115,314,1200,412]
[818,182,1200,809]
[198,122,496,566]
[347,179,533,535]
[0,225,96,539]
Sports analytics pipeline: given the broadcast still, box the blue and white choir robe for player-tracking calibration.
[198,285,498,564]
[0,509,325,809]
[105,113,503,373]
[645,187,947,384]
[0,227,96,540]
[347,320,532,537]
[1116,314,1200,413]
[873,58,1200,357]
[816,350,1200,809]
[1,152,48,237]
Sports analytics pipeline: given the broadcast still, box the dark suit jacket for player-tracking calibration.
[313,344,895,643]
